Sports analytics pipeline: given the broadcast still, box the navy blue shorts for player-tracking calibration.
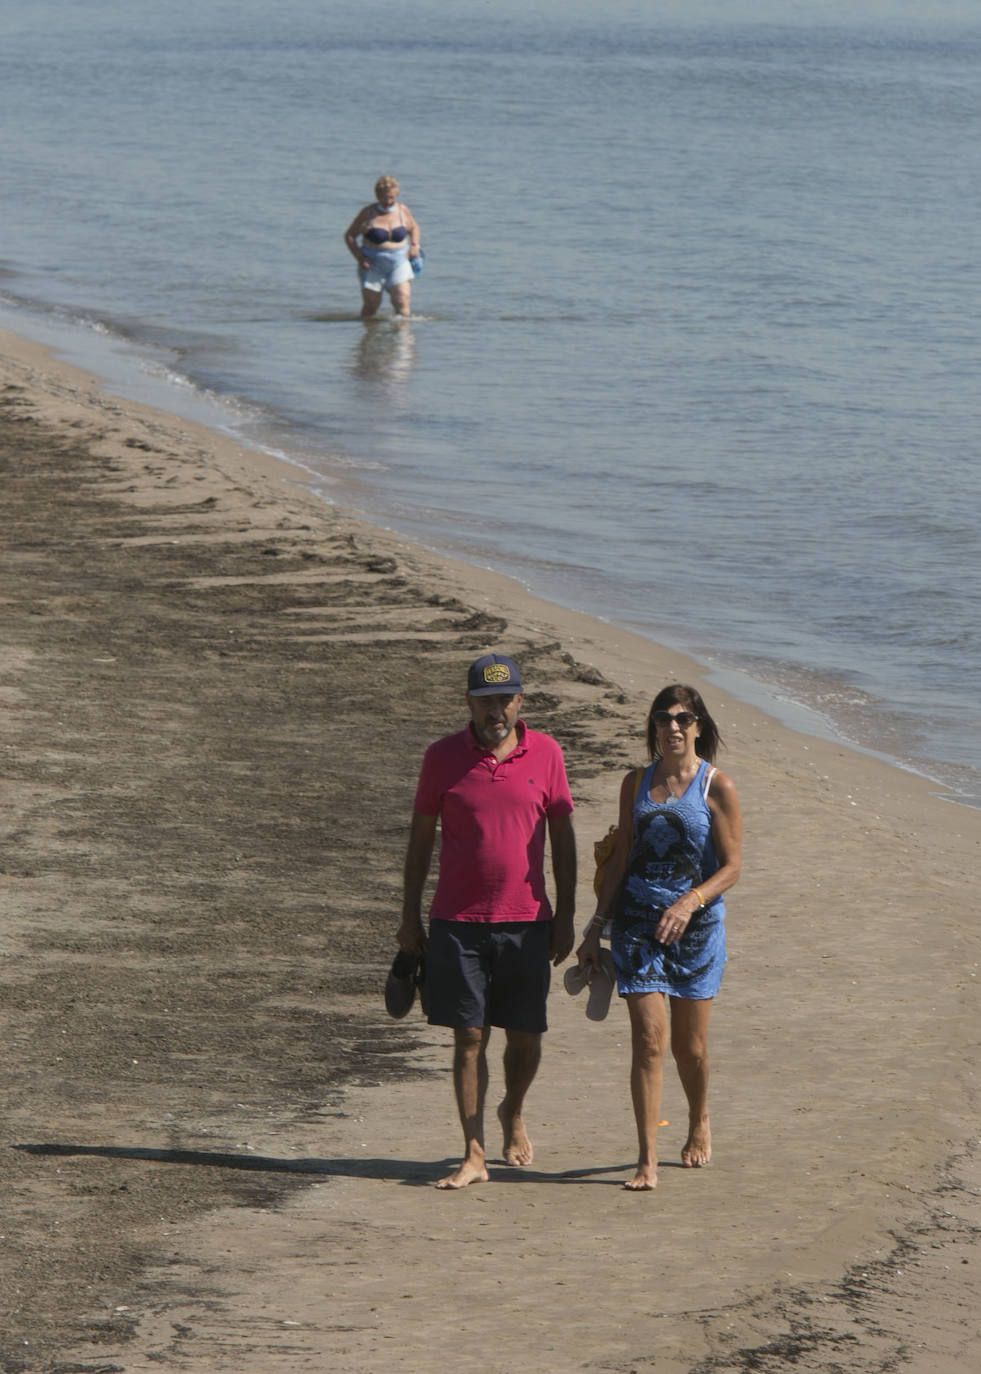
[425,920,552,1033]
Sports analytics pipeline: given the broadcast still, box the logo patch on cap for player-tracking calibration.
[483,664,512,685]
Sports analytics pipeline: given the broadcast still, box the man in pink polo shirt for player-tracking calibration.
[398,653,577,1189]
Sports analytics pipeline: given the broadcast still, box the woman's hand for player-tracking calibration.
[656,892,701,944]
[575,921,604,969]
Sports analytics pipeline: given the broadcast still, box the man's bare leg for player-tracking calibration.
[624,992,668,1190]
[497,1029,541,1166]
[437,1026,491,1189]
[671,997,713,1167]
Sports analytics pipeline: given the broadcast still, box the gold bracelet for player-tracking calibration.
[691,888,706,908]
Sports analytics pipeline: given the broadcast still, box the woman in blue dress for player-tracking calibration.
[576,685,742,1190]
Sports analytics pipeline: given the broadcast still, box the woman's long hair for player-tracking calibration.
[646,684,722,763]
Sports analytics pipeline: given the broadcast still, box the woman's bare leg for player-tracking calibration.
[624,991,669,1190]
[389,280,412,317]
[360,287,383,319]
[670,996,714,1166]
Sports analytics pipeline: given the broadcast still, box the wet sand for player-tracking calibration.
[1,327,979,1372]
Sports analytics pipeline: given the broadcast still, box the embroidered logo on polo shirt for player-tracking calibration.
[483,664,512,685]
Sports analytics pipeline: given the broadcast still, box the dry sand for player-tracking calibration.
[1,326,979,1373]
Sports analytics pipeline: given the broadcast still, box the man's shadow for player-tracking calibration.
[15,1141,632,1186]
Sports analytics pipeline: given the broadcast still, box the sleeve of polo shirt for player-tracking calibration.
[545,737,575,817]
[411,742,442,816]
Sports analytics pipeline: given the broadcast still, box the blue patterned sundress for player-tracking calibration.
[610,758,726,999]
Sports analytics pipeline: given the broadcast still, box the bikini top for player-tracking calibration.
[364,225,407,244]
[363,206,408,244]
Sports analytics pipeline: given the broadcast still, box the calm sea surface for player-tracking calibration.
[2,0,979,803]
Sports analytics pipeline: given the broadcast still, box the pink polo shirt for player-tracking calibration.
[413,722,574,923]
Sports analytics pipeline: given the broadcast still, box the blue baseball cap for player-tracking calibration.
[467,653,524,696]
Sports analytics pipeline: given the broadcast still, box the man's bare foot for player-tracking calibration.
[435,1158,490,1190]
[681,1121,712,1167]
[623,1165,658,1191]
[497,1102,533,1165]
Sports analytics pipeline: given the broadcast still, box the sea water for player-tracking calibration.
[1,0,978,803]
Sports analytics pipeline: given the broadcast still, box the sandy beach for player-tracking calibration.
[2,326,979,1373]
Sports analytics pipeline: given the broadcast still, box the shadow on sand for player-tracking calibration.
[15,1141,634,1187]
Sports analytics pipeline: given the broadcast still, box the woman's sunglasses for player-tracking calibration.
[650,709,698,730]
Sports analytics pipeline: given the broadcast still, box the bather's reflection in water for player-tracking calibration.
[350,318,416,397]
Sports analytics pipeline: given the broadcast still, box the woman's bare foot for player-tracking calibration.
[497,1102,533,1165]
[623,1165,658,1191]
[681,1120,712,1167]
[435,1157,490,1190]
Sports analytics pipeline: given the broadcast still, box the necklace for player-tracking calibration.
[654,760,698,801]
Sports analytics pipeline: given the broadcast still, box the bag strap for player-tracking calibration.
[624,765,645,841]
[702,765,717,799]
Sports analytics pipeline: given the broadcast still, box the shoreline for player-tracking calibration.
[1,299,976,812]
[2,325,980,1370]
[0,307,954,807]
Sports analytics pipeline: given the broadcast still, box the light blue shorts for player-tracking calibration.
[360,247,413,293]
